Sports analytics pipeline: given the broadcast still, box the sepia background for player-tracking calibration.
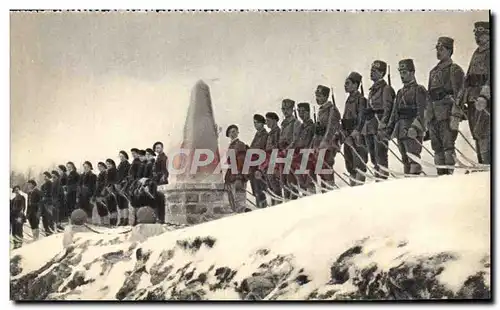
[10,10,489,175]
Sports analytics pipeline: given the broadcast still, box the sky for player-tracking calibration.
[10,10,489,172]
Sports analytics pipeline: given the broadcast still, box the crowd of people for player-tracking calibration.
[222,21,490,208]
[10,142,170,249]
[10,20,490,249]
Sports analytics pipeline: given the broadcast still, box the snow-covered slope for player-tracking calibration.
[10,172,490,300]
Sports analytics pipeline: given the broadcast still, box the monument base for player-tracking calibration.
[158,183,247,225]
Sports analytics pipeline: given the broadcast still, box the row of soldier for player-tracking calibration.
[10,142,170,248]
[224,22,490,208]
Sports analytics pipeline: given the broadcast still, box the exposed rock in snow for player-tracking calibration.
[10,172,490,300]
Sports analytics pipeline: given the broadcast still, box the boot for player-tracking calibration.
[110,218,117,226]
[437,168,446,176]
[101,215,110,227]
[32,228,40,240]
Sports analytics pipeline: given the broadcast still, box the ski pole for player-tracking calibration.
[378,138,404,164]
[412,137,434,158]
[458,130,478,154]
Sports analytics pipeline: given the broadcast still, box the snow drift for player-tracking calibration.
[10,172,490,300]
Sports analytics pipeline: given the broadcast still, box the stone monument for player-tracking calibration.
[158,80,245,225]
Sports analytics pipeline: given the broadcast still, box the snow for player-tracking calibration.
[10,172,490,300]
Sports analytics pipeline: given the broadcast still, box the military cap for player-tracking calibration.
[146,148,156,156]
[474,21,490,32]
[226,124,239,137]
[97,161,107,169]
[253,114,266,124]
[437,37,454,50]
[265,112,280,122]
[83,161,93,170]
[27,180,37,187]
[297,102,310,112]
[58,164,67,173]
[43,171,52,179]
[153,141,163,149]
[315,85,330,97]
[398,59,415,72]
[106,158,116,167]
[130,148,139,154]
[138,149,147,156]
[51,170,60,178]
[282,99,295,109]
[371,60,387,73]
[347,72,363,84]
[119,150,129,160]
[12,185,20,193]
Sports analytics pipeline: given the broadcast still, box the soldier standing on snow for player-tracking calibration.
[40,171,55,235]
[342,72,368,186]
[66,162,80,215]
[249,114,269,208]
[264,112,282,205]
[57,164,69,221]
[10,186,26,249]
[364,61,396,179]
[224,124,249,212]
[51,170,65,231]
[387,59,429,175]
[105,158,118,186]
[145,148,156,179]
[311,85,342,190]
[26,180,42,240]
[279,99,301,200]
[292,102,316,192]
[153,141,169,185]
[427,37,465,175]
[460,21,491,164]
[79,161,97,218]
[117,150,131,186]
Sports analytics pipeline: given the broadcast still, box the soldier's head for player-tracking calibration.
[474,21,490,46]
[436,37,454,61]
[297,102,311,121]
[281,99,295,118]
[106,158,116,169]
[225,124,239,140]
[315,85,330,105]
[265,112,279,128]
[97,162,107,172]
[131,148,139,159]
[146,148,156,160]
[370,60,387,82]
[12,185,20,195]
[345,72,362,93]
[153,142,164,154]
[26,180,37,192]
[138,150,147,161]
[398,59,416,84]
[58,164,67,174]
[119,150,129,162]
[43,171,52,182]
[51,170,60,180]
[253,114,266,131]
[66,161,76,172]
[83,161,93,173]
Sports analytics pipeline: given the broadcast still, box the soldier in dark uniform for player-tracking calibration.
[153,141,169,185]
[79,161,97,218]
[40,171,55,235]
[249,114,269,208]
[145,148,156,179]
[129,148,142,181]
[138,150,148,178]
[95,162,109,225]
[364,61,396,179]
[427,37,465,175]
[311,85,342,189]
[57,164,68,220]
[460,21,491,164]
[65,162,80,216]
[117,150,131,185]
[224,125,249,188]
[387,59,429,175]
[51,170,65,231]
[105,158,118,186]
[292,102,316,192]
[263,112,282,205]
[96,162,107,197]
[279,99,301,200]
[26,180,42,240]
[10,186,26,249]
[341,72,368,185]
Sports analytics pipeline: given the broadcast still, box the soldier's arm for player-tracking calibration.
[412,86,429,133]
[304,123,315,148]
[450,64,466,119]
[479,49,491,102]
[355,97,367,132]
[387,90,400,133]
[380,85,395,128]
[321,106,341,145]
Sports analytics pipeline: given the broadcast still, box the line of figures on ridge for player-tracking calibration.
[223,21,491,209]
[10,142,171,248]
